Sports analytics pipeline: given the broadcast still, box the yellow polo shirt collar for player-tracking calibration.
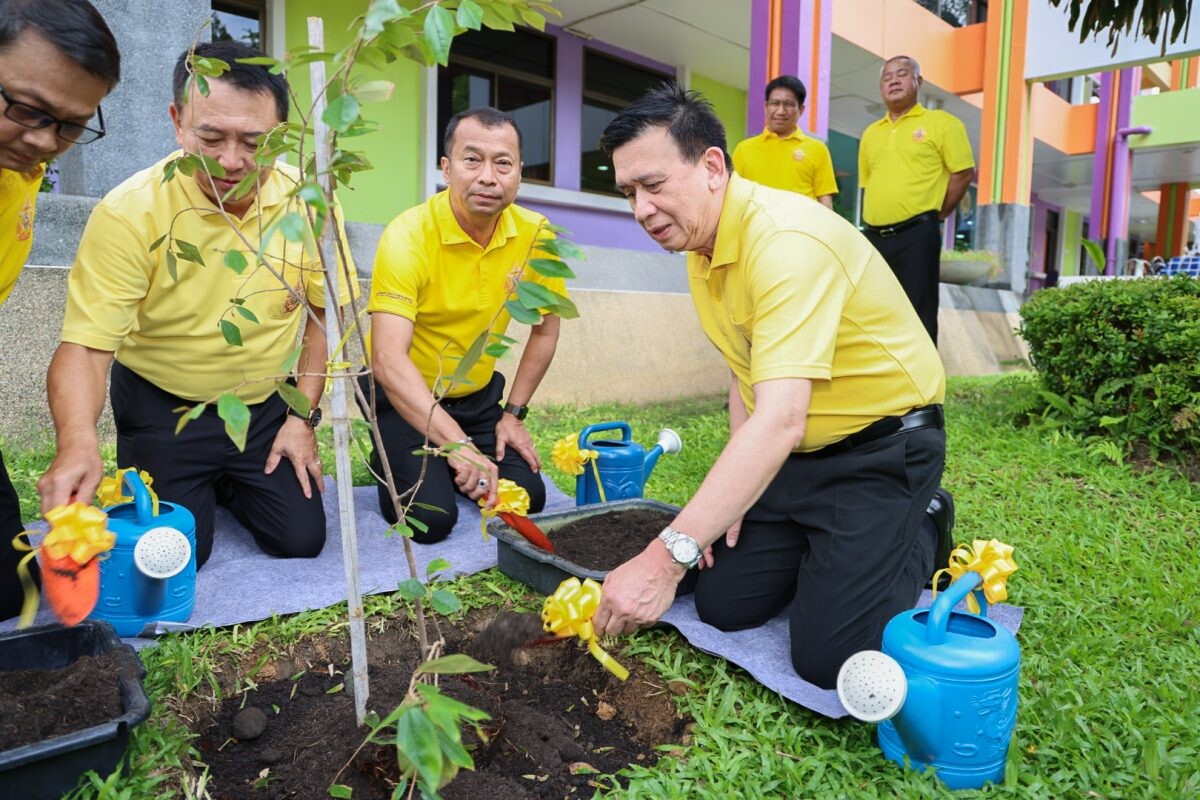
[707,175,754,274]
[432,190,519,251]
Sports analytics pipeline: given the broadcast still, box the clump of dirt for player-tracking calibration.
[0,651,127,750]
[193,609,688,799]
[467,610,545,669]
[551,509,676,571]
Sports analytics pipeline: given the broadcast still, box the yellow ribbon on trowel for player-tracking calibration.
[13,503,115,627]
[541,577,629,681]
[96,467,159,515]
[477,478,531,536]
[931,538,1018,615]
[551,436,606,503]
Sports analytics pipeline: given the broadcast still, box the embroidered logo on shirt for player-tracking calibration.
[792,148,806,161]
[504,262,523,296]
[912,127,927,143]
[281,280,304,314]
[16,196,33,242]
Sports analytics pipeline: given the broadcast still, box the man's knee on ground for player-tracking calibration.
[276,515,326,558]
[694,586,779,632]
[409,505,457,544]
[790,642,849,690]
[521,475,546,514]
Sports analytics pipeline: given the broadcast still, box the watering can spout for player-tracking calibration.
[642,428,682,482]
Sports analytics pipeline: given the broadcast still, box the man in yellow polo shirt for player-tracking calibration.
[593,84,948,689]
[0,0,119,621]
[38,42,355,570]
[859,55,975,344]
[732,75,837,208]
[365,107,567,542]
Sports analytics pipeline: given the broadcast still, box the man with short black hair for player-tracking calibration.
[592,83,946,690]
[0,0,119,620]
[732,75,837,208]
[38,41,356,570]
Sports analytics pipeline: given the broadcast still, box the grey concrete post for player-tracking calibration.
[975,203,1032,296]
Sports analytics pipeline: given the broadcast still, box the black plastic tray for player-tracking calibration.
[0,621,151,799]
[487,498,681,595]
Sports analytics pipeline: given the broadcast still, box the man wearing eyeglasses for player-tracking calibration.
[0,0,119,620]
[732,76,837,209]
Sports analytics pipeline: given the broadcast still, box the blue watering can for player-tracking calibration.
[575,422,682,506]
[836,570,1020,790]
[91,471,197,637]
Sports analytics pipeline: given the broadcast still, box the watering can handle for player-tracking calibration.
[121,470,156,526]
[925,570,984,646]
[578,421,632,448]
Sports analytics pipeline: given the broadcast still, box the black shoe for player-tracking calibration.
[924,487,955,591]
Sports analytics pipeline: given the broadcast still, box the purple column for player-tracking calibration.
[1029,193,1048,290]
[778,0,831,138]
[1105,67,1138,271]
[552,27,583,192]
[1087,73,1112,254]
[748,0,771,136]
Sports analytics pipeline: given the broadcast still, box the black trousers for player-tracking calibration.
[691,425,945,689]
[866,214,942,344]
[110,363,326,568]
[0,451,37,621]
[359,372,546,543]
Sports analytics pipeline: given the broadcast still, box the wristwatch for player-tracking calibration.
[657,526,702,569]
[288,406,323,429]
[503,401,529,421]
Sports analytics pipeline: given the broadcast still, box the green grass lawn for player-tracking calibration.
[6,374,1199,798]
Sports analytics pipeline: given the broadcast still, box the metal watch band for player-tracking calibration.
[503,402,529,420]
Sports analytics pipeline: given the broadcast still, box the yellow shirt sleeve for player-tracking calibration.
[940,113,975,174]
[813,143,839,198]
[61,202,154,352]
[746,230,851,385]
[857,130,871,187]
[367,216,425,322]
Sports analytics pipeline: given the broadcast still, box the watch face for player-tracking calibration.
[671,538,700,563]
[309,408,323,428]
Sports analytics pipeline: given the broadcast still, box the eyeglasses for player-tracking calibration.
[0,84,105,144]
[766,99,799,110]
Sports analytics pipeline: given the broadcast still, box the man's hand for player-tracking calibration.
[593,542,686,636]
[38,442,105,515]
[265,416,324,498]
[448,441,499,506]
[696,517,743,570]
[494,412,540,471]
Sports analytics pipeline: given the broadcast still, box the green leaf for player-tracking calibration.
[328,784,353,798]
[363,0,407,37]
[234,305,259,323]
[297,183,329,215]
[191,56,231,77]
[429,589,462,616]
[190,73,210,98]
[484,343,510,358]
[322,94,361,134]
[280,345,302,374]
[1081,238,1106,273]
[223,250,248,274]
[388,522,413,538]
[235,56,280,66]
[515,280,560,310]
[221,171,258,203]
[536,237,586,261]
[425,557,451,577]
[275,380,311,417]
[395,707,444,792]
[407,516,429,534]
[449,331,489,387]
[397,578,425,601]
[527,257,575,279]
[457,0,484,30]
[166,251,179,282]
[547,291,579,320]
[354,79,395,103]
[417,653,493,675]
[220,319,243,347]
[279,212,307,243]
[175,239,206,266]
[518,5,546,30]
[148,233,168,253]
[161,158,179,184]
[505,299,542,325]
[422,4,455,66]
[217,393,251,451]
[174,402,206,436]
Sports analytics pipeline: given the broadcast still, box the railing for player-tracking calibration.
[913,0,988,27]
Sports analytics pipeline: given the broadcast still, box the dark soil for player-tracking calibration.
[192,609,687,799]
[0,651,125,750]
[551,510,676,572]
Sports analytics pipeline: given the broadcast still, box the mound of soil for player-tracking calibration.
[193,609,687,799]
[550,509,676,571]
[0,651,126,751]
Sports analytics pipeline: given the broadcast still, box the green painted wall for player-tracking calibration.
[284,1,423,225]
[827,129,858,224]
[1060,210,1083,276]
[1130,88,1200,151]
[692,73,747,145]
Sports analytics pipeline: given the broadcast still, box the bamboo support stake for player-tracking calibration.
[307,15,369,725]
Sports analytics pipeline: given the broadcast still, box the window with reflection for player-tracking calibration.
[211,0,265,50]
[580,51,671,196]
[913,0,987,27]
[437,28,554,183]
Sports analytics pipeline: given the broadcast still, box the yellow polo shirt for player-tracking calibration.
[687,175,944,452]
[858,104,974,226]
[732,128,838,200]
[368,191,568,397]
[0,165,44,306]
[62,152,356,404]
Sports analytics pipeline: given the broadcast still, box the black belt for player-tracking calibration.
[797,405,944,459]
[863,210,938,238]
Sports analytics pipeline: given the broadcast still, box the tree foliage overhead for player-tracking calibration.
[1049,0,1193,51]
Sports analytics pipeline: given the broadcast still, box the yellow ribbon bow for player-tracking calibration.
[551,435,606,503]
[97,467,160,516]
[931,538,1018,615]
[13,503,115,627]
[477,478,531,536]
[541,577,629,681]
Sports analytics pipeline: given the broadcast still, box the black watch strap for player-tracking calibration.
[288,405,322,429]
[503,402,529,421]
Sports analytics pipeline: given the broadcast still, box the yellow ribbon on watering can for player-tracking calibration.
[931,538,1018,615]
[96,467,160,516]
[542,577,629,681]
[477,478,531,535]
[12,503,115,627]
[551,436,606,503]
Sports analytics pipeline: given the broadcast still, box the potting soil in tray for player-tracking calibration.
[550,509,676,572]
[0,651,126,751]
[192,609,688,799]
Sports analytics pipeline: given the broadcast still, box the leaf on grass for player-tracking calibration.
[328,784,353,798]
[275,380,311,417]
[397,578,425,601]
[417,653,493,675]
[220,319,243,347]
[428,588,461,616]
[217,393,250,452]
[425,557,451,577]
[223,250,248,274]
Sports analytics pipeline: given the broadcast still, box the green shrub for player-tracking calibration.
[1018,276,1200,460]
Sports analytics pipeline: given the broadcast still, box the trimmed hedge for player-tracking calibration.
[1018,276,1200,459]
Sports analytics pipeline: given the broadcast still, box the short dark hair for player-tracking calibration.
[765,75,806,107]
[172,41,288,122]
[443,107,523,158]
[0,0,120,89]
[599,81,732,171]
